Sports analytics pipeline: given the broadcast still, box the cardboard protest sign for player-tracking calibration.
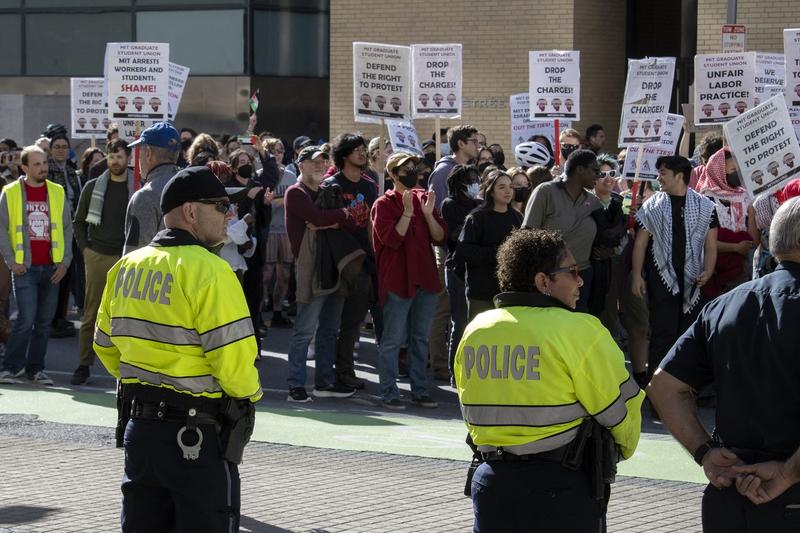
[106,42,169,122]
[386,120,423,156]
[529,51,580,120]
[694,52,756,125]
[618,57,675,146]
[353,42,411,123]
[70,78,107,139]
[724,95,800,196]
[167,62,190,121]
[783,29,800,108]
[621,114,685,181]
[509,93,571,152]
[754,53,785,106]
[722,24,746,53]
[411,44,462,119]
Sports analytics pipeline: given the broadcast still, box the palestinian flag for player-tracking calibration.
[249,90,259,114]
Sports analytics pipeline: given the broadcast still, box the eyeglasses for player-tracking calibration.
[195,199,230,214]
[549,263,581,280]
[599,169,619,178]
[467,138,481,145]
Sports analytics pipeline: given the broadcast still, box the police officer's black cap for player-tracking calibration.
[160,166,229,214]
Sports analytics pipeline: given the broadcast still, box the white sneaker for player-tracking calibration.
[0,370,20,384]
[29,371,54,386]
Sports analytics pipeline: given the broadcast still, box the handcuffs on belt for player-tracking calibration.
[177,408,203,460]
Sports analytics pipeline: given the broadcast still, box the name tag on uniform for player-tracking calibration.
[462,345,540,381]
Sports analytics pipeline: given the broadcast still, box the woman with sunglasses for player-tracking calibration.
[457,169,522,322]
[455,228,644,533]
[588,154,627,332]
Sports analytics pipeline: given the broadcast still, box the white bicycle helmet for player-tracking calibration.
[514,141,552,168]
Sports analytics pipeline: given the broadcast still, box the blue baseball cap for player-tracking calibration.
[128,121,181,151]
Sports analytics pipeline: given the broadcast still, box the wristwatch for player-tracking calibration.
[693,440,716,466]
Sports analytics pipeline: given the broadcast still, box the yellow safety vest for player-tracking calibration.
[3,179,66,264]
[455,292,644,459]
[94,229,263,402]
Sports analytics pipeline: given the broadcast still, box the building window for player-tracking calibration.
[254,10,328,77]
[136,9,244,75]
[0,14,22,74]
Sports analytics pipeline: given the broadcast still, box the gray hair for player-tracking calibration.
[770,196,800,256]
[146,144,180,165]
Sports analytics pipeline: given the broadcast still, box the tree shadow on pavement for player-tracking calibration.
[0,504,59,525]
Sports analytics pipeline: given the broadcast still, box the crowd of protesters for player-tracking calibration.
[1,117,799,412]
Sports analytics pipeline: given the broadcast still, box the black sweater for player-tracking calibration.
[457,207,522,300]
[441,196,479,270]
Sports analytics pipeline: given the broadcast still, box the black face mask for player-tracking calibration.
[725,170,741,189]
[238,164,253,179]
[560,143,579,161]
[424,152,437,168]
[396,169,418,189]
[513,187,530,203]
[477,161,493,174]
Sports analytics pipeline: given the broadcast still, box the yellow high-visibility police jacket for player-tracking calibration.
[94,228,263,403]
[455,292,644,459]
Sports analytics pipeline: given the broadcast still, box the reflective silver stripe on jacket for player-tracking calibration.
[592,375,641,428]
[461,402,588,427]
[93,327,113,348]
[476,426,581,455]
[199,317,254,353]
[119,362,222,395]
[110,317,201,346]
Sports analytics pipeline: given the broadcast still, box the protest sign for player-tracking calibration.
[106,42,169,123]
[621,114,684,181]
[618,57,675,146]
[167,62,190,121]
[509,93,570,152]
[411,44,462,119]
[70,78,107,139]
[784,29,800,108]
[386,120,423,156]
[722,24,747,53]
[754,53,785,106]
[353,42,411,123]
[694,52,756,125]
[764,85,800,141]
[724,95,800,196]
[529,51,580,120]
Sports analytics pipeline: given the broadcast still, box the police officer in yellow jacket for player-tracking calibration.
[94,166,262,533]
[455,228,644,533]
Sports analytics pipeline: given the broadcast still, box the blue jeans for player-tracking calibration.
[576,266,593,313]
[3,265,59,374]
[286,292,344,390]
[446,268,468,380]
[379,289,437,401]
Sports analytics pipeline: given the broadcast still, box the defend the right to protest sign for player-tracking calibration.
[106,42,169,122]
[70,78,108,139]
[724,94,800,196]
[509,93,571,151]
[411,44,462,119]
[621,114,685,180]
[694,52,756,125]
[386,120,423,155]
[618,57,675,146]
[353,42,411,123]
[167,62,190,121]
[755,53,785,105]
[784,29,800,108]
[529,51,580,120]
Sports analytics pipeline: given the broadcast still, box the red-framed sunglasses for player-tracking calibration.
[549,263,581,279]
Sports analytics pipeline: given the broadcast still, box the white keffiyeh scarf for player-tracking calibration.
[636,189,715,314]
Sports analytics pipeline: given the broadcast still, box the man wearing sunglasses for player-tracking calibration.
[93,165,262,532]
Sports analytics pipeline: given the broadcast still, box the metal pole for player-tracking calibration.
[727,0,737,24]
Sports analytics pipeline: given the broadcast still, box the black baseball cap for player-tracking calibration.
[160,166,230,214]
[293,135,313,151]
[296,145,328,164]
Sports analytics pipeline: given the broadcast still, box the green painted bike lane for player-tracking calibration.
[0,386,705,484]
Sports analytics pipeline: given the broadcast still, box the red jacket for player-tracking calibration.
[371,189,447,304]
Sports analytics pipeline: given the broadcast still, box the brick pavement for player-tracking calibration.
[0,422,704,533]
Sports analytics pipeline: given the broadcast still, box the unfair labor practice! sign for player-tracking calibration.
[724,95,800,197]
[509,93,570,152]
[353,42,411,123]
[411,44,462,119]
[694,52,756,125]
[529,51,580,121]
[70,78,108,139]
[618,57,675,146]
